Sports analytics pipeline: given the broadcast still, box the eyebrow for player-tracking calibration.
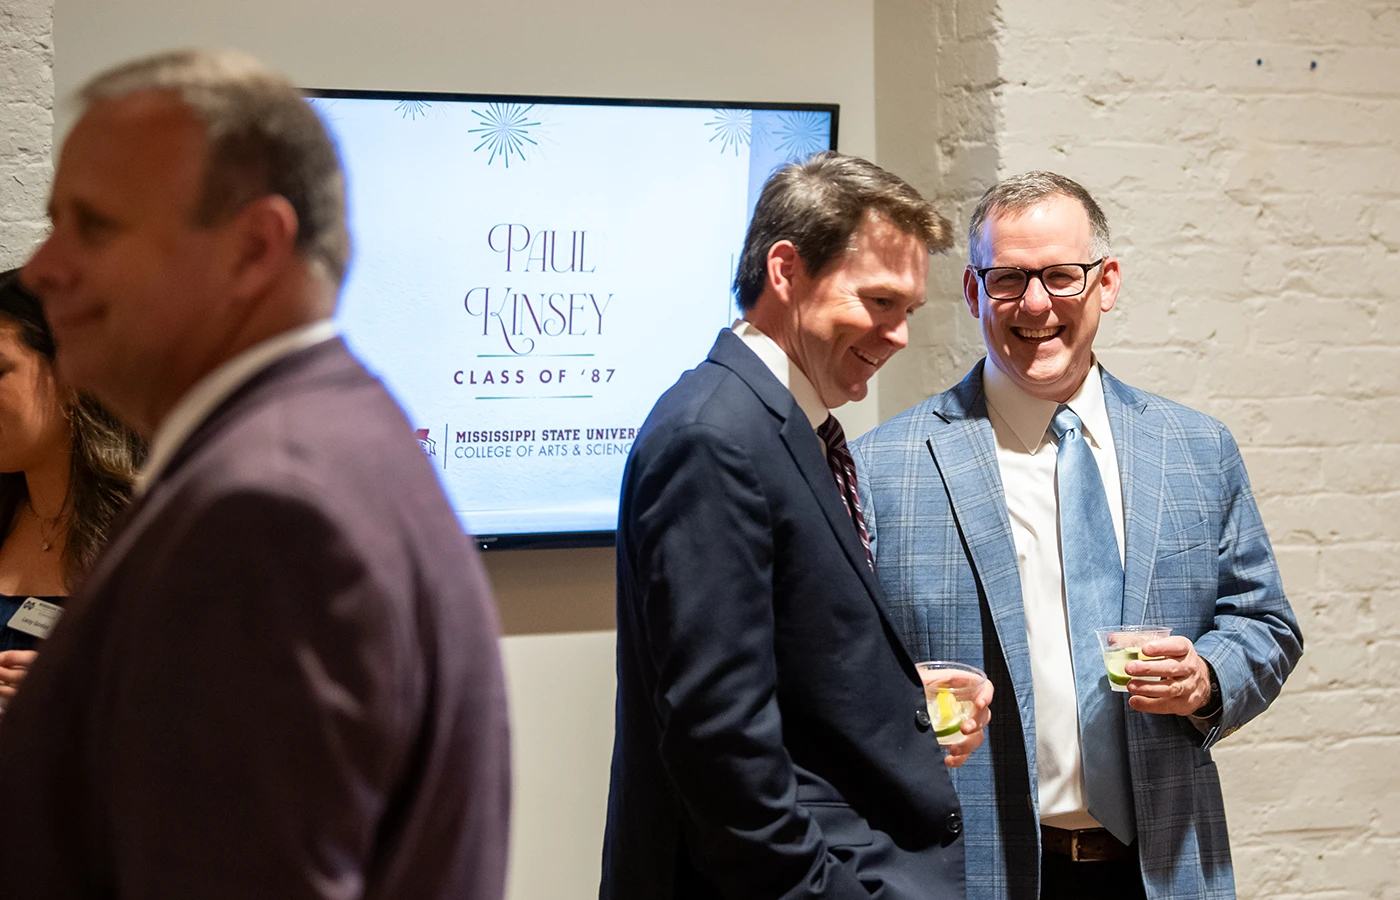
[864,283,924,301]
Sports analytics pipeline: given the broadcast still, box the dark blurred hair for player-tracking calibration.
[733,151,952,311]
[967,171,1111,266]
[0,269,146,589]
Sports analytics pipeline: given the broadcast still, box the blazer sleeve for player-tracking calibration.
[624,422,873,900]
[1192,424,1304,748]
[92,486,417,900]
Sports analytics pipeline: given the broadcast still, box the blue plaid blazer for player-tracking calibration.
[851,361,1302,900]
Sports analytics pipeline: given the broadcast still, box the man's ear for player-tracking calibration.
[765,241,802,305]
[1098,256,1121,313]
[227,194,299,300]
[962,266,982,319]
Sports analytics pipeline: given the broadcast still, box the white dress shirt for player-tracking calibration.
[732,319,830,437]
[982,360,1125,830]
[134,320,340,496]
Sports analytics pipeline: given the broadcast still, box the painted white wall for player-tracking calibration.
[49,3,877,897]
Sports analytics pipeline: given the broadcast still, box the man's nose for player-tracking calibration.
[885,315,910,350]
[1019,277,1053,315]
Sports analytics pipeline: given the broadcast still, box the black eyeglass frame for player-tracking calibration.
[973,258,1106,301]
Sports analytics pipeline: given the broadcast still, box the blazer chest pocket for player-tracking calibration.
[1156,518,1211,561]
[1150,519,1214,599]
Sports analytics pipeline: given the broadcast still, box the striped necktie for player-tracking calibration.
[817,415,873,570]
[1051,404,1136,845]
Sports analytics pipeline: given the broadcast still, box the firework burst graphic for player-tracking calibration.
[769,111,829,162]
[395,99,432,120]
[468,104,541,167]
[705,109,752,156]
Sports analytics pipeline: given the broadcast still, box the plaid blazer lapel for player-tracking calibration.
[1102,368,1164,629]
[925,366,1038,727]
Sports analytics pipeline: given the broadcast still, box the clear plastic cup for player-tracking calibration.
[1094,625,1173,692]
[915,661,987,746]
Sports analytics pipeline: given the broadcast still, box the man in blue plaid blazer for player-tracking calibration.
[851,172,1302,900]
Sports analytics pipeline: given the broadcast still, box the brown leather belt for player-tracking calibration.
[1040,825,1135,862]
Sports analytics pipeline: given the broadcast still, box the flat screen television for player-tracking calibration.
[306,89,838,549]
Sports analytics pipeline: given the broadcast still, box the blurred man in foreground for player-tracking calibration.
[2,49,510,899]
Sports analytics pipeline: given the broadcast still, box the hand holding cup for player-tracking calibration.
[915,661,992,768]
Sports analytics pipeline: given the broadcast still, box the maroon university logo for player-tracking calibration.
[414,429,437,457]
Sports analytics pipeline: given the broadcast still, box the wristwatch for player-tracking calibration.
[1193,660,1223,719]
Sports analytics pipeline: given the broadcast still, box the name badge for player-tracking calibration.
[7,598,63,640]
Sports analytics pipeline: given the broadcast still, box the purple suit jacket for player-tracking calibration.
[0,338,510,899]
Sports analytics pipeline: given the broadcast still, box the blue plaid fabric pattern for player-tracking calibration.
[851,361,1303,900]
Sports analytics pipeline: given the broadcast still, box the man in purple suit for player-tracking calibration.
[1,49,510,899]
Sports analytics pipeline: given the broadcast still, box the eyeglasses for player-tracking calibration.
[974,259,1105,301]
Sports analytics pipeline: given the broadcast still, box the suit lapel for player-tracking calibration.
[707,331,908,666]
[777,413,885,599]
[925,364,1037,708]
[1102,369,1163,627]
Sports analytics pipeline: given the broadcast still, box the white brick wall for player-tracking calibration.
[874,0,1001,416]
[0,0,53,270]
[878,0,1400,895]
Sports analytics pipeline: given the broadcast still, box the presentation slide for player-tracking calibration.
[311,94,834,540]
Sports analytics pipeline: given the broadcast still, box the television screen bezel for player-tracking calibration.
[304,87,840,551]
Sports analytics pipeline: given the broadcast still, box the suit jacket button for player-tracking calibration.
[946,811,963,835]
[914,708,931,731]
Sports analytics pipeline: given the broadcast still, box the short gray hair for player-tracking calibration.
[80,49,350,286]
[967,171,1110,267]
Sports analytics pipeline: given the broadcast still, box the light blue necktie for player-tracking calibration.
[1051,404,1136,846]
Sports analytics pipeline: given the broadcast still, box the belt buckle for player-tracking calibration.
[1070,830,1084,863]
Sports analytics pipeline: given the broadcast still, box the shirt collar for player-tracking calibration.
[134,320,339,495]
[982,358,1111,455]
[731,319,830,431]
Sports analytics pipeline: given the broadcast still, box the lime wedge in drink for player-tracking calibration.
[1104,648,1138,687]
[934,720,963,739]
[929,689,965,739]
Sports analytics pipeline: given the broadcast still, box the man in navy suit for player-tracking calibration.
[0,50,510,899]
[601,152,990,900]
[852,172,1302,900]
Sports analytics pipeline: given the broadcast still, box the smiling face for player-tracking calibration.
[0,320,68,476]
[775,211,929,408]
[964,194,1120,403]
[22,90,243,435]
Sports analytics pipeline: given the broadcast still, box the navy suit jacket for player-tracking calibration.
[0,339,511,899]
[601,330,965,900]
[852,362,1303,900]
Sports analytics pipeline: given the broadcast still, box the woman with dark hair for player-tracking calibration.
[0,267,144,708]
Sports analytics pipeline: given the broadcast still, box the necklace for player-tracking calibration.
[25,502,64,553]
